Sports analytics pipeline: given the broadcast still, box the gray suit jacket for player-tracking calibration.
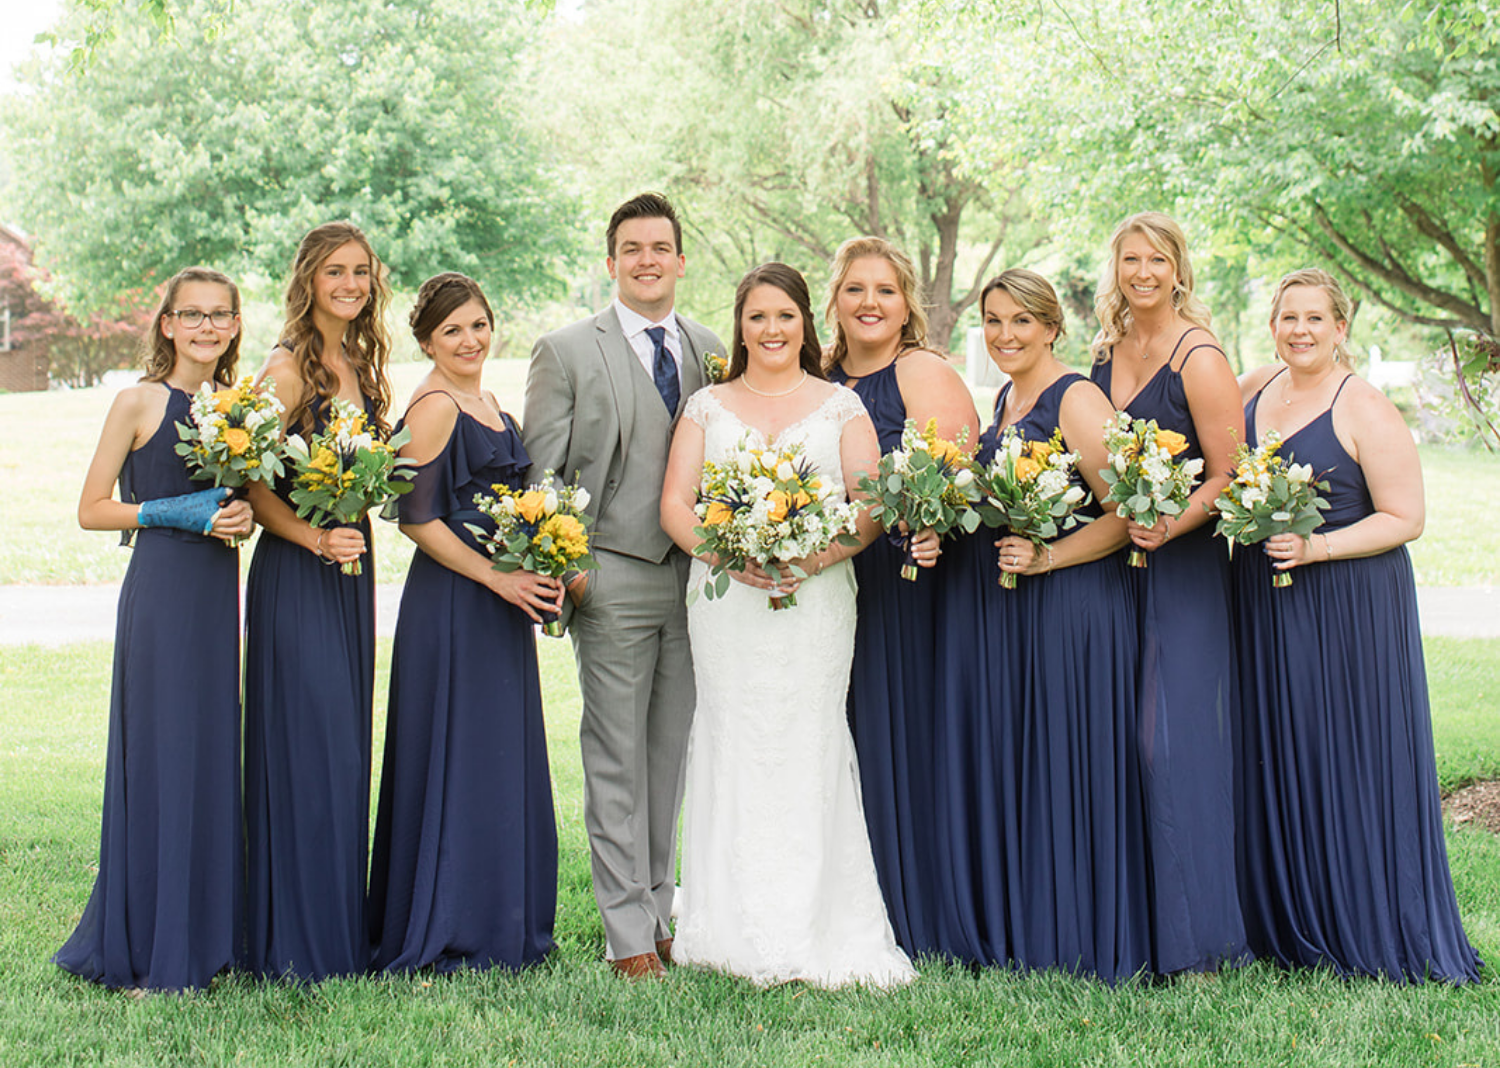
[521,306,722,625]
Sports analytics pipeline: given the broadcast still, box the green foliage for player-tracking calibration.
[5,0,578,312]
[859,419,984,543]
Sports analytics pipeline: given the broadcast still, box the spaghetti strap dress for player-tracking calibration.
[1092,333,1249,973]
[54,385,243,991]
[243,398,376,981]
[367,399,557,973]
[1234,373,1480,982]
[828,357,947,955]
[934,375,1149,981]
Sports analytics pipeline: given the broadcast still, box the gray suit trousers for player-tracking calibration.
[569,547,695,960]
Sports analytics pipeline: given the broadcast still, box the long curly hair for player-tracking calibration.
[278,221,393,435]
[140,266,241,387]
[822,235,930,370]
[1090,212,1212,363]
[1271,268,1354,366]
[727,263,828,383]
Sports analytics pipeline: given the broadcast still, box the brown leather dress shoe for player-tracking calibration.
[610,952,666,980]
[655,938,673,966]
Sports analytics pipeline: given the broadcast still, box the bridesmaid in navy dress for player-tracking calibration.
[823,237,978,956]
[938,269,1147,980]
[367,274,561,973]
[57,268,254,991]
[1234,269,1479,983]
[243,222,393,980]
[1088,213,1248,974]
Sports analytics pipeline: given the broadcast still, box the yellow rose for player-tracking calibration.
[1155,429,1189,456]
[703,500,734,526]
[515,489,549,524]
[223,427,251,455]
[1015,456,1043,481]
[792,489,812,510]
[213,388,241,414]
[1026,440,1054,464]
[767,490,791,522]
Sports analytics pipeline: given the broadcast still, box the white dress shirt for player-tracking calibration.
[613,299,683,386]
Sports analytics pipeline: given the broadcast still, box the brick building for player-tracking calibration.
[0,224,50,392]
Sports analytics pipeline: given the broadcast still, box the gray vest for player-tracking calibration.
[592,359,680,564]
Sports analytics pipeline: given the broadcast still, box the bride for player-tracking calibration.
[660,262,916,988]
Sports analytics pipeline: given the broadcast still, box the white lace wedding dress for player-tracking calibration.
[672,384,915,989]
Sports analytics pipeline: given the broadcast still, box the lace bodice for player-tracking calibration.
[683,385,868,500]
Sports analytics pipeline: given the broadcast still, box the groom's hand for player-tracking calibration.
[566,571,590,607]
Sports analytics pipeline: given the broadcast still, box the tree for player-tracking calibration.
[924,0,1500,344]
[3,0,578,311]
[0,240,151,387]
[528,0,1033,351]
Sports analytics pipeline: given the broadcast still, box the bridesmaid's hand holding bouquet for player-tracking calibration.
[174,375,287,546]
[284,399,416,575]
[1099,412,1204,568]
[468,473,597,636]
[856,417,983,580]
[974,426,1091,588]
[693,435,861,610]
[1213,429,1330,587]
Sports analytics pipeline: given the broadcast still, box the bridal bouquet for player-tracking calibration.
[283,398,415,575]
[974,426,1091,589]
[1099,412,1204,568]
[1213,429,1330,588]
[693,435,862,610]
[174,375,286,546]
[856,417,983,580]
[468,473,598,636]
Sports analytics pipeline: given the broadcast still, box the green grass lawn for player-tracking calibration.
[3,368,1498,587]
[2,637,1499,1067]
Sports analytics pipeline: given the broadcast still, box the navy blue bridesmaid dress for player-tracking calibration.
[1234,373,1479,983]
[935,375,1149,981]
[367,400,557,973]
[1091,332,1248,973]
[54,386,243,991]
[243,399,376,981]
[828,357,946,955]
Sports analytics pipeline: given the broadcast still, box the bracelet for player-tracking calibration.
[1044,544,1055,573]
[1322,533,1333,561]
[314,529,333,565]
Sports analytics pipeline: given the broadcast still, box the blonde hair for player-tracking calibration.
[140,266,241,387]
[823,236,930,369]
[1271,268,1354,365]
[279,221,393,435]
[1091,212,1212,363]
[981,268,1067,341]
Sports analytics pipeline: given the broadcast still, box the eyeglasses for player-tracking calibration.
[171,309,237,329]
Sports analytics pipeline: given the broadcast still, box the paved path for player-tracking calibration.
[0,582,1496,647]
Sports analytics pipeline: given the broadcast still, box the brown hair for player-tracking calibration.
[606,192,681,258]
[1270,267,1354,365]
[980,268,1067,342]
[278,221,393,435]
[1091,211,1212,363]
[822,236,930,369]
[410,273,494,350]
[140,266,241,387]
[727,263,828,383]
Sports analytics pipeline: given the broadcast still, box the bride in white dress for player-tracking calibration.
[660,263,916,988]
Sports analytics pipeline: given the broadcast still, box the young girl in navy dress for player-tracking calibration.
[242,221,393,981]
[366,273,561,973]
[56,267,254,992]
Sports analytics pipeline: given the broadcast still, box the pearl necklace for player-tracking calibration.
[741,370,808,398]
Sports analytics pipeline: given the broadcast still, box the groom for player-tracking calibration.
[522,192,723,979]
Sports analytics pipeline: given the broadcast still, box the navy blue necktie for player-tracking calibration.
[647,325,680,414]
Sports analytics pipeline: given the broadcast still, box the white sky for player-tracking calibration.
[0,0,64,93]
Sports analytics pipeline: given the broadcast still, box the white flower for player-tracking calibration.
[1287,463,1312,483]
[776,460,795,481]
[284,433,308,456]
[955,467,975,488]
[573,486,591,511]
[1113,454,1128,475]
[1241,488,1265,508]
[1062,486,1086,506]
[500,496,518,515]
[1182,458,1205,479]
[543,490,559,514]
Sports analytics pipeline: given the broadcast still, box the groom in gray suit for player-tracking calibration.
[522,193,723,979]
